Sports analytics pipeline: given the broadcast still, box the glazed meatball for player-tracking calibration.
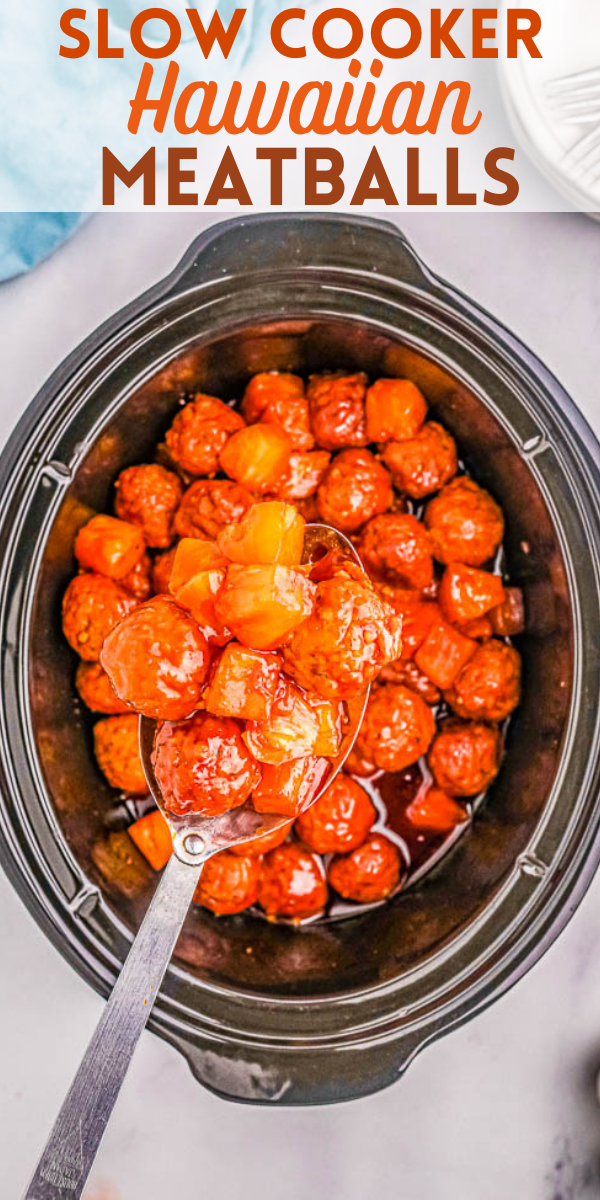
[381,421,457,499]
[101,595,211,721]
[343,745,379,778]
[377,657,441,705]
[295,774,376,854]
[428,721,502,796]
[62,574,137,661]
[278,451,331,501]
[445,640,521,721]
[316,449,392,533]
[282,569,401,700]
[355,684,435,773]
[242,373,314,452]
[425,477,504,566]
[165,394,244,477]
[174,480,252,541]
[358,513,434,590]
[231,819,294,857]
[120,551,153,602]
[75,660,129,714]
[194,850,262,915]
[152,546,177,595]
[328,833,402,903]
[93,713,147,793]
[153,714,261,817]
[115,464,183,548]
[307,373,368,451]
[75,514,145,580]
[258,843,328,919]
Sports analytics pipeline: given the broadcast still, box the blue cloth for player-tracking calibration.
[0,0,293,279]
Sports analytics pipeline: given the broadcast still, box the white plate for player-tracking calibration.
[499,0,600,213]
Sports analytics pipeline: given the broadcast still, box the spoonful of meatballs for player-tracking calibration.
[27,500,400,1200]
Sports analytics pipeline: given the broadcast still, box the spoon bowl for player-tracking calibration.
[139,522,370,868]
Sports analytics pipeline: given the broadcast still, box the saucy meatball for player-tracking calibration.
[356,683,435,773]
[231,819,294,857]
[75,660,129,715]
[282,568,401,700]
[328,833,402,903]
[120,551,153,602]
[242,373,314,452]
[258,843,328,919]
[62,574,137,661]
[278,451,331,501]
[152,546,177,595]
[174,479,252,541]
[153,713,261,817]
[115,463,183,548]
[381,421,457,499]
[428,721,502,796]
[445,640,521,721]
[165,394,244,477]
[295,775,376,854]
[425,477,504,566]
[358,513,434,590]
[194,850,262,915]
[101,595,211,721]
[93,713,147,794]
[377,657,441,705]
[316,449,392,533]
[307,372,368,451]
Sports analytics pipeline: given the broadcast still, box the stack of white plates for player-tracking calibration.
[499,0,600,213]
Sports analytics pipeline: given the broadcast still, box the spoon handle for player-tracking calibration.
[24,852,201,1200]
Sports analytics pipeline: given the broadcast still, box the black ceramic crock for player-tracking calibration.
[1,213,600,1106]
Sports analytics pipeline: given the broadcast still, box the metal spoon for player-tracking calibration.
[25,525,368,1200]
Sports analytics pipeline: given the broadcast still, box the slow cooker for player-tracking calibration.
[1,213,599,1105]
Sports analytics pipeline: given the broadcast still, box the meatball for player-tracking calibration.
[258,843,328,919]
[295,775,376,854]
[307,372,368,451]
[120,551,153,602]
[377,657,441,705]
[281,569,401,699]
[101,594,211,721]
[316,449,392,533]
[381,421,457,499]
[165,394,244,476]
[152,546,177,595]
[194,850,261,915]
[355,683,435,773]
[358,513,434,590]
[62,573,137,661]
[74,514,146,580]
[153,714,261,817]
[75,660,129,714]
[365,378,427,443]
[174,479,252,541]
[445,640,521,721]
[425,477,504,566]
[242,373,314,452]
[93,713,147,793]
[328,833,402,903]
[278,451,331,501]
[231,819,294,857]
[115,464,183,548]
[428,721,502,796]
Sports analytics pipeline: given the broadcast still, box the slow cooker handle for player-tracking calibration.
[157,214,439,299]
[163,1025,430,1106]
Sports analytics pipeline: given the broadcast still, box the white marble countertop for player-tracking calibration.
[1,213,600,1200]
